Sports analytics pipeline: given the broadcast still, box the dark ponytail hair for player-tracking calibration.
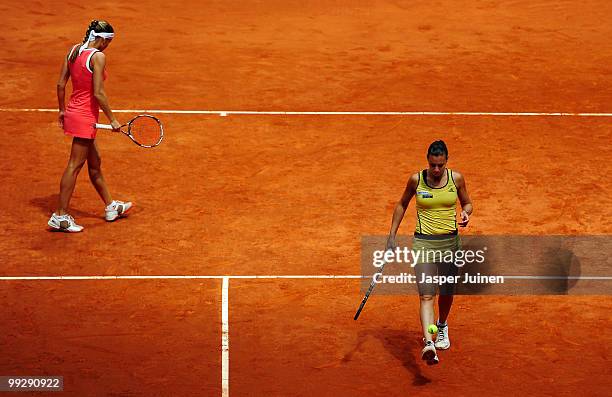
[427,140,448,159]
[69,20,114,63]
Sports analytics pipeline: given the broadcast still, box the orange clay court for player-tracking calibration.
[1,0,611,396]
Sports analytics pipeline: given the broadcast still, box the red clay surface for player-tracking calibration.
[231,280,610,396]
[0,281,221,395]
[1,0,611,396]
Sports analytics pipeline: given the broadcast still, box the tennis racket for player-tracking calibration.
[95,114,164,148]
[354,249,390,320]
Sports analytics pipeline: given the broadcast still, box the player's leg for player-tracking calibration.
[436,271,454,350]
[437,295,453,324]
[416,263,437,342]
[87,140,113,206]
[49,138,90,232]
[415,262,439,364]
[437,259,457,325]
[435,237,460,349]
[57,137,90,213]
[86,142,133,221]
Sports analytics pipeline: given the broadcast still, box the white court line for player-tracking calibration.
[0,275,610,280]
[503,276,612,280]
[0,275,364,280]
[221,277,229,397]
[1,108,612,117]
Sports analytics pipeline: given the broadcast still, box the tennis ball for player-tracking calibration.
[427,324,438,334]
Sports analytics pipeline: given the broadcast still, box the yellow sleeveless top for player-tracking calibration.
[415,169,458,235]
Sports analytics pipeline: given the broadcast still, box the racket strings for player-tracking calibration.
[129,117,162,146]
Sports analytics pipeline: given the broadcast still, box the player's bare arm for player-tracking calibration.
[56,48,73,129]
[453,170,473,227]
[91,52,120,129]
[386,173,418,250]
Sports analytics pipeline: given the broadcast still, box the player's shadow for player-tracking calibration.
[537,247,581,294]
[31,194,99,219]
[366,329,431,386]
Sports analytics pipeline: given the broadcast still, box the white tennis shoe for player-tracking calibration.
[421,340,439,365]
[435,322,450,350]
[47,213,84,233]
[105,200,133,221]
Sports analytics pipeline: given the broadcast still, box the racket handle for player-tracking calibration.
[94,123,113,130]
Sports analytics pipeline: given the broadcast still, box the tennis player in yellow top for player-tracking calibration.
[386,140,473,365]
